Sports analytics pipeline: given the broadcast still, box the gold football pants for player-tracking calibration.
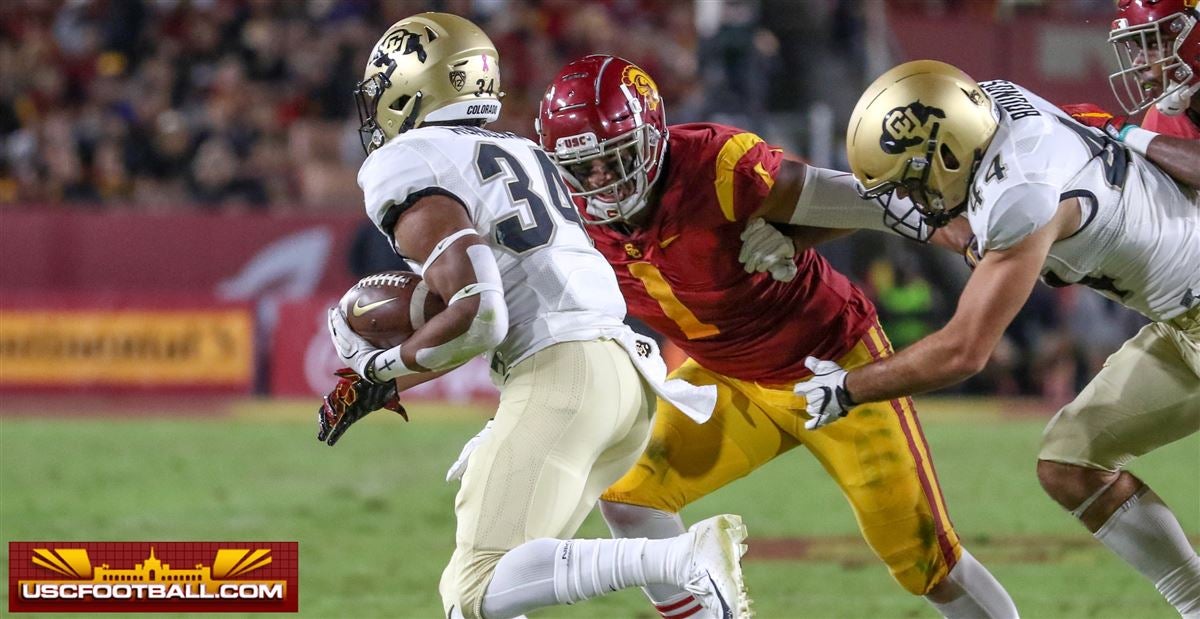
[602,323,961,595]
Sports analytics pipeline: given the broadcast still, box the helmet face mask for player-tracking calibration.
[354,62,418,153]
[357,13,502,155]
[556,124,662,222]
[1108,0,1200,115]
[847,60,997,232]
[536,55,668,225]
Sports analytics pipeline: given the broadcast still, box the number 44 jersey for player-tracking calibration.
[358,125,629,370]
[968,80,1199,322]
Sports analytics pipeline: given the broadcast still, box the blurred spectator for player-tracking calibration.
[349,220,411,279]
[0,0,1141,401]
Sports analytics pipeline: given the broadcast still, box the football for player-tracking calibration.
[338,271,445,348]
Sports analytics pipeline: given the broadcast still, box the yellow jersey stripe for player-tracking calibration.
[714,133,767,222]
[628,262,720,339]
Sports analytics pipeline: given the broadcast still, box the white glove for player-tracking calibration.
[446,419,494,482]
[793,356,855,430]
[738,218,798,282]
[327,307,385,381]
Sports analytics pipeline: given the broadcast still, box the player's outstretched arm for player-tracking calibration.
[840,203,1072,405]
[755,157,933,242]
[1062,103,1200,189]
[1144,134,1200,189]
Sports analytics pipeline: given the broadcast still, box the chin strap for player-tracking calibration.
[1156,81,1200,116]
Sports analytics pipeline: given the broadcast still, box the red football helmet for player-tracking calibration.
[1109,0,1200,115]
[535,55,668,224]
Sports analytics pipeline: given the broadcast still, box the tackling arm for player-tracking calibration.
[755,157,933,243]
[1143,134,1200,189]
[841,200,1072,403]
[1061,103,1200,189]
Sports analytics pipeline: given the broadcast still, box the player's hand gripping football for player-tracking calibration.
[739,218,798,282]
[445,419,495,482]
[793,356,855,430]
[328,306,385,381]
[317,368,408,446]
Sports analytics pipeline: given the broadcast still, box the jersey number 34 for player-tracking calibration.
[475,143,584,254]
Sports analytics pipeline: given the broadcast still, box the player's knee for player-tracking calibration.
[883,539,962,596]
[892,561,947,596]
[1036,459,1114,507]
[440,548,506,619]
[599,500,681,538]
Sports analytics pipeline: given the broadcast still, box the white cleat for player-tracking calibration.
[683,514,753,619]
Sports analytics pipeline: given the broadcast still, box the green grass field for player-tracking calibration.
[1,398,1196,618]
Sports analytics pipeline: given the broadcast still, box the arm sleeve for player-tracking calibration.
[983,182,1061,251]
[787,165,925,235]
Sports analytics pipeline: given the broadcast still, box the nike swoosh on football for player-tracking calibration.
[352,297,398,316]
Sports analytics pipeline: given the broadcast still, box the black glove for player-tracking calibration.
[317,368,408,446]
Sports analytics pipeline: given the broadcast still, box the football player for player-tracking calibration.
[1065,0,1200,188]
[534,55,1017,619]
[795,60,1200,617]
[320,14,753,619]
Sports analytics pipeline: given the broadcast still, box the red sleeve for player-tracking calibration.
[730,140,783,222]
[1141,106,1200,138]
[711,130,784,223]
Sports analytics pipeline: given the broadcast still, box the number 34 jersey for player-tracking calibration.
[969,80,1200,322]
[358,125,629,368]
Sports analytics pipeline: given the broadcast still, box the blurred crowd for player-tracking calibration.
[0,0,1142,402]
[0,0,706,210]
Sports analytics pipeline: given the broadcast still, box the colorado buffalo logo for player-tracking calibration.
[880,101,946,154]
[381,28,428,63]
[621,66,661,111]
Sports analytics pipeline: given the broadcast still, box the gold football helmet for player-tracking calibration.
[846,60,998,227]
[354,12,502,153]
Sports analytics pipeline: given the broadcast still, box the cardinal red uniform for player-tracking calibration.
[1142,105,1200,139]
[588,123,876,383]
[591,123,962,595]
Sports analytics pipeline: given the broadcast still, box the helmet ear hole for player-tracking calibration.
[940,144,961,170]
[390,95,411,112]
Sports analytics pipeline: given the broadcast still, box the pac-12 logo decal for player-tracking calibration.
[879,101,946,154]
[621,66,661,111]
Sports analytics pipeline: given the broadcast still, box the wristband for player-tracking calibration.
[368,346,420,383]
[1117,126,1158,157]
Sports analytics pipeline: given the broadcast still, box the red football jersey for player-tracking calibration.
[585,123,877,384]
[1141,105,1200,138]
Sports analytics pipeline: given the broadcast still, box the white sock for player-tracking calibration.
[1094,488,1200,617]
[924,548,1019,618]
[601,502,703,616]
[480,535,692,618]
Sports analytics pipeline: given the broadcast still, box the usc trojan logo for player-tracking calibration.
[621,66,661,111]
[879,101,946,154]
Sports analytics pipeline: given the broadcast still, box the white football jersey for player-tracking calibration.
[357,125,629,370]
[967,80,1200,322]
